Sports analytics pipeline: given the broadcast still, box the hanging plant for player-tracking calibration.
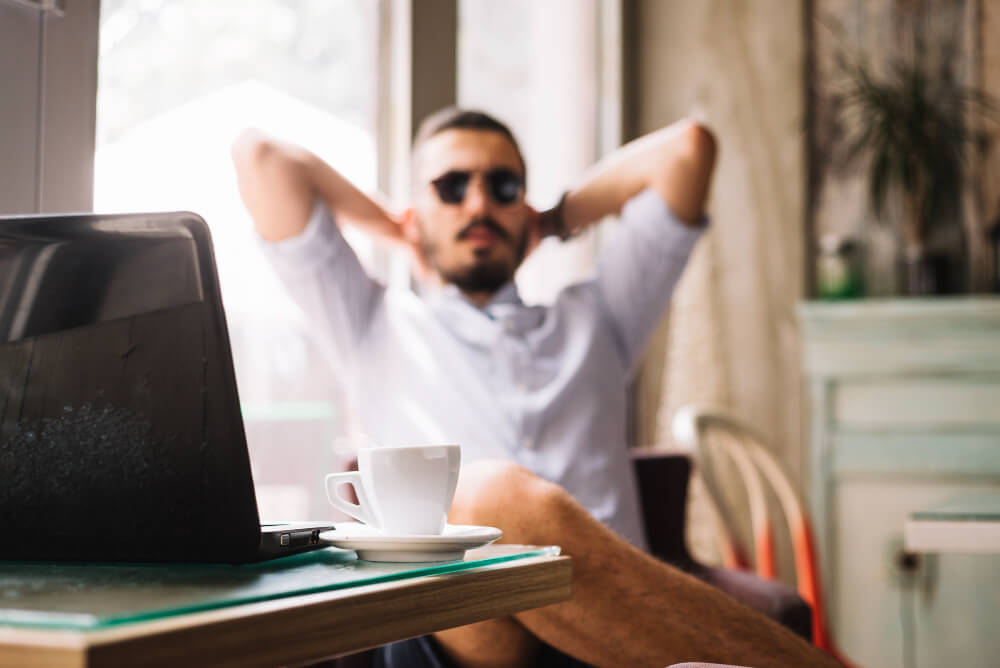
[836,53,997,292]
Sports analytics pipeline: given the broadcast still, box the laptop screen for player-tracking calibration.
[0,213,261,562]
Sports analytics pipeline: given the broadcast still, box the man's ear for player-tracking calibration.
[400,207,420,243]
[399,207,434,282]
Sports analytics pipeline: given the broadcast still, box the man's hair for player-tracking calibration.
[412,107,526,176]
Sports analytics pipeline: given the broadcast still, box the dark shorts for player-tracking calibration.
[374,634,595,668]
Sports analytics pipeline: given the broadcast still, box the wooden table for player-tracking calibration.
[904,493,1000,554]
[0,546,571,668]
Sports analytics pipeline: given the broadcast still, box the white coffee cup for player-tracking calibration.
[325,444,461,535]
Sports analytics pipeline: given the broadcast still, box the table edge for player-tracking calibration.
[0,553,572,668]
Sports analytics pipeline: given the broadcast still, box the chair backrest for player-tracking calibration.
[671,405,853,664]
[630,449,694,565]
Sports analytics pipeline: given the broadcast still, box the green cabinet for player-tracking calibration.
[799,298,1000,667]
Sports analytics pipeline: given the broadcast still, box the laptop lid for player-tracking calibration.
[0,212,264,563]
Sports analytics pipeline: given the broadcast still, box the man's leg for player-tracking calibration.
[433,617,542,668]
[435,461,839,668]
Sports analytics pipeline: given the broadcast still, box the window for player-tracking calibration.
[458,0,621,304]
[95,0,379,521]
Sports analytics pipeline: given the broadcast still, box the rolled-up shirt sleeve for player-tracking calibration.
[261,200,384,365]
[595,188,705,375]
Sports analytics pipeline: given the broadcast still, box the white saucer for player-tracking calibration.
[322,523,502,562]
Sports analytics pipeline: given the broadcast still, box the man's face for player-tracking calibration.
[411,129,530,296]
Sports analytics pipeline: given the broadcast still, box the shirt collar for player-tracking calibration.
[483,281,522,308]
[426,281,522,311]
[424,281,544,344]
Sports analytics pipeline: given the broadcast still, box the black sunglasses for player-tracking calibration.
[430,168,525,206]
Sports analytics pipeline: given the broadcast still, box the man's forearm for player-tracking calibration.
[552,119,717,236]
[232,130,400,243]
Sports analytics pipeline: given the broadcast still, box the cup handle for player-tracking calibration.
[325,471,378,527]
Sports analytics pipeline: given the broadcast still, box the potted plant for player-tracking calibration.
[836,54,997,294]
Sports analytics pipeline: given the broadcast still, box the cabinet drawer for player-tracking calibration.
[835,380,1000,428]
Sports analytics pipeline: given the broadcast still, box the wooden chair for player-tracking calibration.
[671,405,858,667]
[631,449,812,638]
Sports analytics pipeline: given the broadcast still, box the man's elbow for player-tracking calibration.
[231,130,312,197]
[653,120,718,223]
[231,128,276,174]
[678,120,717,172]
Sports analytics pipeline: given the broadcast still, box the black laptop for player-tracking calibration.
[0,211,334,563]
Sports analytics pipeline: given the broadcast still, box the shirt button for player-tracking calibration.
[521,436,535,450]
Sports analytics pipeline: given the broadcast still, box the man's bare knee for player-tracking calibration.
[449,460,573,544]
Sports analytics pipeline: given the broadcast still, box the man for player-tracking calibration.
[233,110,836,668]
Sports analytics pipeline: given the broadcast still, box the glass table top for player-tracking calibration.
[0,544,558,631]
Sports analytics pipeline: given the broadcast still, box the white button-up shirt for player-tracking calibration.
[264,189,702,549]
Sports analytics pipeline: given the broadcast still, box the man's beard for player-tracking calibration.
[421,216,528,295]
